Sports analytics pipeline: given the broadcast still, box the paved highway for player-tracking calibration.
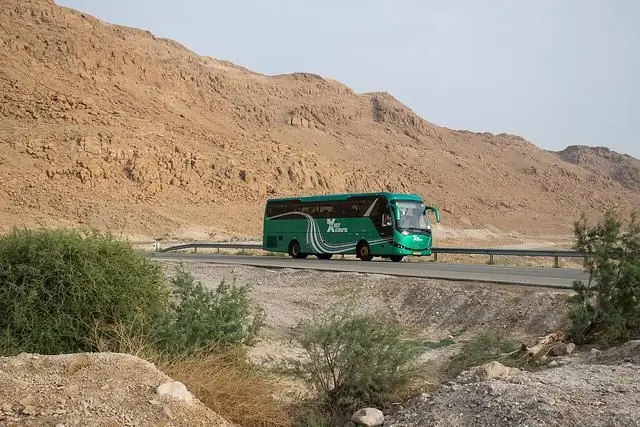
[151,253,589,289]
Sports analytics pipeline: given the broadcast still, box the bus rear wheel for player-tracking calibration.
[356,242,373,261]
[288,240,307,259]
[389,255,404,262]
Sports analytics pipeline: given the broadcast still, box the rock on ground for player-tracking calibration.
[384,345,640,427]
[351,407,385,426]
[0,352,233,426]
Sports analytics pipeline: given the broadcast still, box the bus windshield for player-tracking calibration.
[393,200,430,231]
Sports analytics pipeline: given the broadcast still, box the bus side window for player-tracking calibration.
[266,203,283,217]
[318,204,333,218]
[370,197,385,222]
[301,203,319,217]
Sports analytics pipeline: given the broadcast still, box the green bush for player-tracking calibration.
[0,228,169,355]
[0,228,267,359]
[153,266,266,356]
[282,305,428,423]
[569,209,640,346]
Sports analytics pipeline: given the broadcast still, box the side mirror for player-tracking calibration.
[426,206,440,223]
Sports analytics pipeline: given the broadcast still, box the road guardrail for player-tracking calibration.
[156,242,586,268]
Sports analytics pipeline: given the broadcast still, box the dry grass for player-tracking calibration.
[92,323,292,427]
[424,254,585,269]
[159,345,292,427]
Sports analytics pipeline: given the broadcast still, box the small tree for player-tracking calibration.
[569,209,640,345]
[283,304,428,422]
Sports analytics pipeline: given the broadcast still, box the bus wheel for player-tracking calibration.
[317,253,333,260]
[389,255,404,262]
[356,241,373,261]
[288,240,305,259]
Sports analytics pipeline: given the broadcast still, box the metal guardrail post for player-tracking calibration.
[554,256,559,268]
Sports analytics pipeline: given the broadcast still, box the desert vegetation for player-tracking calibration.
[0,228,435,425]
[0,208,638,425]
[568,209,640,346]
[0,228,287,426]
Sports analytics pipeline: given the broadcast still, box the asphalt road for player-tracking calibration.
[151,253,590,289]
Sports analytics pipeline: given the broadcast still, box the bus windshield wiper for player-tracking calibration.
[407,227,431,233]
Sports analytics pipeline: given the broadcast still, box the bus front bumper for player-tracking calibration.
[391,242,433,256]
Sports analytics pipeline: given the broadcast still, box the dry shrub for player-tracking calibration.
[158,345,291,427]
[92,324,291,427]
[281,305,430,425]
[157,346,291,427]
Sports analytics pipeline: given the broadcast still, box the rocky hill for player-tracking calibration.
[1,0,638,241]
[555,145,640,193]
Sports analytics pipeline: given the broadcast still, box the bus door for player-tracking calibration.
[369,197,393,238]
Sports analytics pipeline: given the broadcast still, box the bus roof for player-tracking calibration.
[265,192,425,203]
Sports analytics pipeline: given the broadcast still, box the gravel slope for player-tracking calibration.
[385,342,640,427]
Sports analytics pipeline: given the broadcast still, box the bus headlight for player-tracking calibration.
[401,230,409,235]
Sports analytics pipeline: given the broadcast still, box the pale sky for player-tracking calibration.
[56,0,640,158]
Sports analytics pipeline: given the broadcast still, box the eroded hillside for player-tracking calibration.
[1,0,638,240]
[556,145,640,193]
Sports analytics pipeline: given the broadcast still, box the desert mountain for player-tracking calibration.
[1,0,638,241]
[554,145,640,193]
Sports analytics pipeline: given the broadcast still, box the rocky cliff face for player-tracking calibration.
[555,145,640,193]
[1,0,638,240]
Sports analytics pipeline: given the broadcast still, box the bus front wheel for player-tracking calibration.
[288,240,307,259]
[356,241,373,261]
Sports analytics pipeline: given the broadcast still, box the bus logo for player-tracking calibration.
[327,218,348,233]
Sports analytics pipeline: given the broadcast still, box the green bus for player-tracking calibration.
[262,192,440,262]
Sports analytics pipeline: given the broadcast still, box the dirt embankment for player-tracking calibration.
[163,262,574,344]
[170,263,640,426]
[0,352,233,426]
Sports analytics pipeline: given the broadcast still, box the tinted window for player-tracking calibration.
[317,203,335,218]
[316,200,361,218]
[267,195,388,219]
[266,200,300,217]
